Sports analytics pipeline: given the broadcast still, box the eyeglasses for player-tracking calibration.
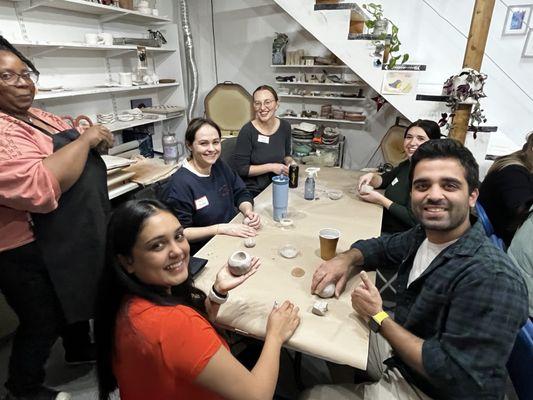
[0,70,39,86]
[253,99,276,109]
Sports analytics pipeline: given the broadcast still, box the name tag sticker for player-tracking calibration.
[194,196,209,210]
[391,177,399,186]
[257,135,270,144]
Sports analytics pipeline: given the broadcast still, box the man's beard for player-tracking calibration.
[413,198,469,232]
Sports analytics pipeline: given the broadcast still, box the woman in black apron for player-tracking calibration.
[0,37,113,400]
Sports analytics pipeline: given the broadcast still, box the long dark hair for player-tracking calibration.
[95,199,207,400]
[0,35,39,74]
[404,119,442,140]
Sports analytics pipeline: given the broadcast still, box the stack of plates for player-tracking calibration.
[321,127,340,145]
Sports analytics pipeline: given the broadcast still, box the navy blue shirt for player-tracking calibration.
[165,159,253,254]
[352,220,528,399]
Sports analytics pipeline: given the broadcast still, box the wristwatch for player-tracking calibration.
[368,310,390,333]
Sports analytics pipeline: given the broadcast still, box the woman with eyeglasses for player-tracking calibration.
[232,85,295,197]
[163,118,260,256]
[0,36,113,400]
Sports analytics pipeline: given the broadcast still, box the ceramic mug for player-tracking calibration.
[119,72,133,86]
[85,33,99,45]
[98,33,113,46]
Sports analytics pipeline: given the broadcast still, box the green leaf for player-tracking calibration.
[392,25,399,35]
[388,58,397,69]
[390,44,400,52]
[401,53,409,63]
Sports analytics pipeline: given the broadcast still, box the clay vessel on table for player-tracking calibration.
[228,251,252,276]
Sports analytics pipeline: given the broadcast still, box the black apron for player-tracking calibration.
[24,116,110,323]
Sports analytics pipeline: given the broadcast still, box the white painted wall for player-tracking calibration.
[187,0,402,169]
[187,0,533,172]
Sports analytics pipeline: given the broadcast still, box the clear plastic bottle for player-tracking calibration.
[304,167,320,200]
[162,131,178,165]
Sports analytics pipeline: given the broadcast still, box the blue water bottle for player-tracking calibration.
[272,175,289,221]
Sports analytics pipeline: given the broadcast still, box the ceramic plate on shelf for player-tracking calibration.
[37,85,63,91]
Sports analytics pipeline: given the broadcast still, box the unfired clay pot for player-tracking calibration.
[319,283,335,298]
[360,184,374,195]
[228,251,252,276]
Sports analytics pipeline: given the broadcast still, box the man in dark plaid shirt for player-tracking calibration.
[305,140,528,400]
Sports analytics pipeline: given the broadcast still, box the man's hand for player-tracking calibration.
[311,253,351,298]
[351,271,383,320]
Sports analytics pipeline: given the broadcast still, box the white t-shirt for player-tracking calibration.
[408,238,458,287]
[182,159,210,177]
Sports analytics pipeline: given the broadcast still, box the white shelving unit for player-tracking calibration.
[107,113,183,133]
[278,94,365,101]
[35,83,179,100]
[21,0,171,23]
[276,81,364,87]
[280,115,365,125]
[2,0,187,200]
[11,40,175,54]
[271,64,350,69]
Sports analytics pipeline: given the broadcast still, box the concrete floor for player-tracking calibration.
[0,336,519,400]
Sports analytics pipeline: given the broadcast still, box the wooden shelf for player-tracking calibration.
[11,40,174,54]
[279,115,365,125]
[271,64,350,69]
[35,82,179,100]
[22,0,171,24]
[278,94,365,101]
[276,81,364,87]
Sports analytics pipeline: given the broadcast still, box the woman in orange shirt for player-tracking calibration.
[95,199,300,400]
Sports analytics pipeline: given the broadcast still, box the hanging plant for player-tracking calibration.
[441,67,488,135]
[362,3,409,69]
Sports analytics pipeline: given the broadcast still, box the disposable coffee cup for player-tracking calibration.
[319,228,340,260]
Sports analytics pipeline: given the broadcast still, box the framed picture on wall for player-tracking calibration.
[502,4,532,35]
[522,28,533,57]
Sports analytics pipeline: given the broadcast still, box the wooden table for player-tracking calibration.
[194,167,382,369]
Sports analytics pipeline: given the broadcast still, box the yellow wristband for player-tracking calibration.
[372,311,390,326]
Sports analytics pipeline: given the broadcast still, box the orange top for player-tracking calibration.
[0,108,70,252]
[113,297,229,400]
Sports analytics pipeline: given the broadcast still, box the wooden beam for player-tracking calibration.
[450,0,495,144]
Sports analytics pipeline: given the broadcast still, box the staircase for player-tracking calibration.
[272,0,447,123]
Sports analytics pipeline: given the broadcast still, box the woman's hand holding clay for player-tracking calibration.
[218,223,257,238]
[213,257,260,295]
[357,172,374,192]
[266,300,300,344]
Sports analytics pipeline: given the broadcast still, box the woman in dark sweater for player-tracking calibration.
[232,85,295,197]
[357,120,442,233]
[478,132,533,246]
[164,118,260,255]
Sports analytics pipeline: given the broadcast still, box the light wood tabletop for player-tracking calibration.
[194,167,383,369]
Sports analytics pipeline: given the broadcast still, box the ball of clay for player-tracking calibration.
[360,184,374,195]
[228,251,252,276]
[319,283,335,298]
[312,300,329,316]
[244,237,256,248]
